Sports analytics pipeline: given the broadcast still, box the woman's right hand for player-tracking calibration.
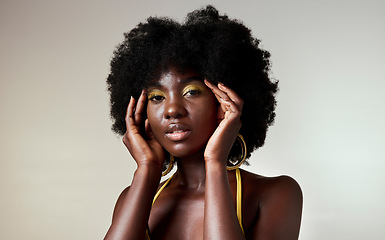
[122,90,165,170]
[105,91,165,240]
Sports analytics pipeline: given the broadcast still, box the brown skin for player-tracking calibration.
[105,68,303,240]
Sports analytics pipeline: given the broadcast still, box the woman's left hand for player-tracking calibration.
[204,80,244,167]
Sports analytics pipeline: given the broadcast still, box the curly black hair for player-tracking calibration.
[107,5,278,167]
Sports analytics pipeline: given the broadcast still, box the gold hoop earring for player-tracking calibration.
[162,155,174,176]
[227,134,247,170]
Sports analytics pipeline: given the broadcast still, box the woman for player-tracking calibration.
[105,5,302,240]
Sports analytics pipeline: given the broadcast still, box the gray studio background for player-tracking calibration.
[1,0,384,239]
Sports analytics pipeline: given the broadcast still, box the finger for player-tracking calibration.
[204,80,230,101]
[204,80,229,113]
[217,83,244,110]
[125,96,136,127]
[205,80,242,114]
[219,98,239,115]
[134,90,147,125]
[205,80,243,117]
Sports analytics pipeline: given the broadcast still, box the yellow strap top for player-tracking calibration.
[146,168,243,239]
[235,168,244,233]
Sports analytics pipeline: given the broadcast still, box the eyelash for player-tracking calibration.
[183,88,201,96]
[149,95,164,102]
[148,91,165,102]
[147,86,203,102]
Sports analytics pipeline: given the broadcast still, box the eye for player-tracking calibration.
[149,95,165,102]
[184,89,200,96]
[183,85,205,97]
[148,90,165,102]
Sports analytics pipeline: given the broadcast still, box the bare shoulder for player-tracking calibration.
[240,169,302,201]
[239,169,303,239]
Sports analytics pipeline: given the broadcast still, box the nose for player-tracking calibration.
[164,97,187,119]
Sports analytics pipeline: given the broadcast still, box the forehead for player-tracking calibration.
[147,68,203,88]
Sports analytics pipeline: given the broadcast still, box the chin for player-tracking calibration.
[165,142,206,159]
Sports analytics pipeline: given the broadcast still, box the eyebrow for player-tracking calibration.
[146,75,204,88]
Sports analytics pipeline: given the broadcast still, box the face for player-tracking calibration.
[146,67,219,158]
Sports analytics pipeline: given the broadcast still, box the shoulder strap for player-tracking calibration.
[152,174,175,205]
[236,168,244,234]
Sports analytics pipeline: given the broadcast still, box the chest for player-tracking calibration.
[148,190,205,240]
[146,174,262,239]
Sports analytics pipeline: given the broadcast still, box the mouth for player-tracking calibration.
[166,123,191,142]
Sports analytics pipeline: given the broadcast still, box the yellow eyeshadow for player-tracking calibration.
[182,85,205,95]
[147,90,165,100]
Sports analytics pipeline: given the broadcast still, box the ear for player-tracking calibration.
[217,105,225,124]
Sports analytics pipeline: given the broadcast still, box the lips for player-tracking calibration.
[165,123,191,142]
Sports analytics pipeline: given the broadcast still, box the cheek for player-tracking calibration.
[200,100,219,130]
[146,106,163,136]
[146,104,161,121]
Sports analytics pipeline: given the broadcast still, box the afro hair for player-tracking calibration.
[107,5,278,168]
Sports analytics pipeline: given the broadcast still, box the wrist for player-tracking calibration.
[137,161,164,171]
[134,163,163,181]
[205,160,228,173]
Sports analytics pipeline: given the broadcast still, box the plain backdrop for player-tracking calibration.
[1,0,384,239]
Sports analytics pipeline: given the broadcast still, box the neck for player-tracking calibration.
[173,150,207,189]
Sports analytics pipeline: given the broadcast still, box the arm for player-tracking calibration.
[203,81,245,239]
[105,92,165,240]
[204,163,245,239]
[105,165,162,240]
[204,81,303,240]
